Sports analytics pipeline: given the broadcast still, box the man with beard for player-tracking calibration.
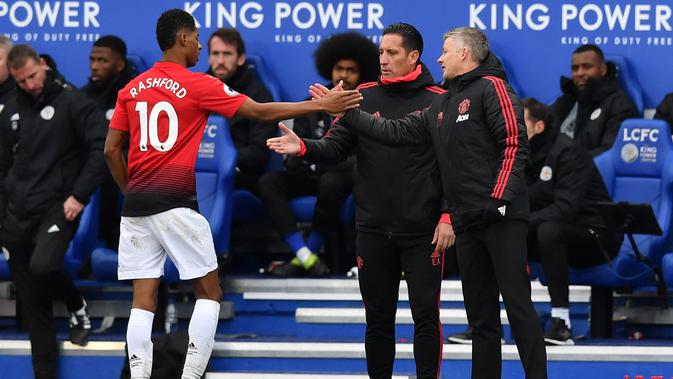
[0,44,108,378]
[258,32,379,277]
[82,35,136,249]
[207,28,276,191]
[550,44,639,157]
[267,23,454,378]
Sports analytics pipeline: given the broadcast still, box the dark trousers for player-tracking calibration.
[0,203,84,379]
[528,221,622,308]
[258,169,354,236]
[456,220,547,379]
[357,231,444,379]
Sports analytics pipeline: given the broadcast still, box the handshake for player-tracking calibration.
[266,80,360,156]
[309,80,360,118]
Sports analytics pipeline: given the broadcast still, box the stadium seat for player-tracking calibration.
[91,116,237,282]
[246,54,282,101]
[126,54,149,75]
[0,191,101,281]
[605,55,644,115]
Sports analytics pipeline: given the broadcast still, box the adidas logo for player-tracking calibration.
[189,342,196,349]
[497,205,506,216]
[130,354,139,361]
[47,224,60,233]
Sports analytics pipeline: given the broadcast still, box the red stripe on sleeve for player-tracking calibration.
[483,76,518,199]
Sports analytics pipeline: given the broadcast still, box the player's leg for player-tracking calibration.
[118,215,167,379]
[183,269,222,378]
[151,208,221,378]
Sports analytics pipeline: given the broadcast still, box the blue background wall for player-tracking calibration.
[1,0,671,107]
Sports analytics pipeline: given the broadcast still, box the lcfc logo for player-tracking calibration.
[621,143,638,163]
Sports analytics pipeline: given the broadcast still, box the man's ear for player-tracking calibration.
[535,120,546,135]
[237,52,246,67]
[408,50,420,65]
[599,61,607,76]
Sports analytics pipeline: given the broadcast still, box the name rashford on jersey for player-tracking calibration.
[109,61,248,216]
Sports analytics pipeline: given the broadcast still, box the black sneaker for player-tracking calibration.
[447,326,506,344]
[544,317,575,346]
[447,327,474,344]
[69,301,91,346]
[270,259,305,277]
[306,259,330,277]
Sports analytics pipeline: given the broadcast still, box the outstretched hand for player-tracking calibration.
[267,122,302,155]
[309,81,360,117]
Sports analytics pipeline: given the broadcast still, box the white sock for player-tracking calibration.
[296,246,312,263]
[182,299,220,379]
[127,308,154,379]
[551,307,571,329]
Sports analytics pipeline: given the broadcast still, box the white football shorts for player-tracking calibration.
[117,207,218,280]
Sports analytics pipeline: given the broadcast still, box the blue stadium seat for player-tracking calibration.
[0,191,101,281]
[605,55,644,115]
[246,54,282,101]
[91,116,237,282]
[564,119,673,287]
[126,54,149,75]
[663,253,673,286]
[289,194,355,225]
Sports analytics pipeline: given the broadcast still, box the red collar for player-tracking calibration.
[380,64,422,85]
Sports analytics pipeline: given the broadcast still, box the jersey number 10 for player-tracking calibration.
[135,101,178,152]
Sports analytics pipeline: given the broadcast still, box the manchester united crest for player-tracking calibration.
[458,99,471,114]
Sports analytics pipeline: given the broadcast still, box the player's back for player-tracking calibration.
[109,61,247,217]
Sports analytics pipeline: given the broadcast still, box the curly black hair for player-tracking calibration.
[314,32,380,84]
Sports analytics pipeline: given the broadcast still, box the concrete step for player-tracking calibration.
[296,307,507,325]
[206,374,411,379]
[225,278,591,303]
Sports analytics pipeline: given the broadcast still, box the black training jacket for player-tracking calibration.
[208,64,276,175]
[302,63,447,235]
[550,63,639,157]
[338,53,530,232]
[0,70,107,223]
[654,92,673,132]
[82,64,136,116]
[526,122,611,229]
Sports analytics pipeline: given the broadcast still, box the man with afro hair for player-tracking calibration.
[258,32,378,276]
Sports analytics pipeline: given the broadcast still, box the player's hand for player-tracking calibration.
[310,81,361,117]
[63,195,84,221]
[432,222,455,252]
[267,122,302,155]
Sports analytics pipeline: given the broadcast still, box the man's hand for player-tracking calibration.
[63,196,84,221]
[432,222,456,252]
[309,81,361,117]
[267,122,302,155]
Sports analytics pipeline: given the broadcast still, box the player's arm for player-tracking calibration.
[235,90,363,122]
[104,128,129,194]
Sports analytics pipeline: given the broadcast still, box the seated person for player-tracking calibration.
[524,98,623,345]
[550,44,638,157]
[207,28,276,191]
[81,35,136,249]
[654,92,673,131]
[258,32,379,276]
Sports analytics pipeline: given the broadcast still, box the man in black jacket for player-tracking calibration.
[0,36,13,226]
[258,32,378,277]
[207,28,276,191]
[0,45,108,378]
[523,98,623,345]
[268,23,454,379]
[654,92,673,131]
[82,35,136,249]
[289,26,548,379]
[550,44,639,157]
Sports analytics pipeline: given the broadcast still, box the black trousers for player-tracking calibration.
[527,221,622,308]
[0,203,84,379]
[357,230,444,379]
[257,169,354,236]
[456,220,547,379]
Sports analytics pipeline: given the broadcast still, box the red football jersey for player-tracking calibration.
[109,61,248,216]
